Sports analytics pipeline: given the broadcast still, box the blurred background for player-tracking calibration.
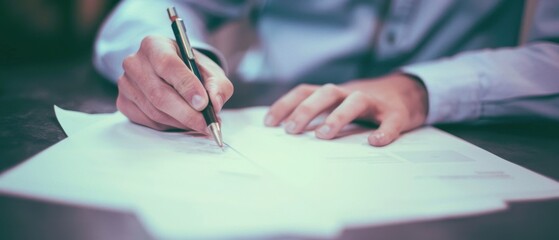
[0,0,119,67]
[0,0,252,71]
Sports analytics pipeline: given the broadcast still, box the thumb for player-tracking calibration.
[368,113,404,147]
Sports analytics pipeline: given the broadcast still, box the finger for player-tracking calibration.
[193,50,233,111]
[118,74,189,130]
[117,94,172,131]
[265,84,318,127]
[284,84,347,134]
[315,91,370,139]
[203,76,234,112]
[140,35,209,111]
[194,49,227,77]
[123,53,207,133]
[367,112,405,147]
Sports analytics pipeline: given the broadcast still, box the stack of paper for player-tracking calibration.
[0,106,558,239]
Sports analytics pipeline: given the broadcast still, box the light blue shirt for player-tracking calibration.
[94,0,559,124]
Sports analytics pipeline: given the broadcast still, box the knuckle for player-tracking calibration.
[147,88,168,109]
[295,84,315,95]
[140,35,158,51]
[160,55,175,68]
[122,55,136,71]
[154,55,175,75]
[323,83,348,98]
[320,83,343,97]
[321,83,337,92]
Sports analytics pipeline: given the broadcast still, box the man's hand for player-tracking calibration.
[265,74,429,146]
[117,35,233,132]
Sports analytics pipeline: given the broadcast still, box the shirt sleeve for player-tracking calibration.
[93,0,248,82]
[401,0,559,124]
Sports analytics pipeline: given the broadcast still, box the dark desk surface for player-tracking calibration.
[1,60,559,240]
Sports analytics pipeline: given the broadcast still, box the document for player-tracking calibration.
[0,106,558,239]
[220,108,559,226]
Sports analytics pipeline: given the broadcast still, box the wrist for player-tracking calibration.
[395,73,429,126]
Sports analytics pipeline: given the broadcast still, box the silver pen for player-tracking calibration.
[167,7,224,148]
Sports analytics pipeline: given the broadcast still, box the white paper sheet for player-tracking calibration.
[54,106,115,136]
[1,106,558,239]
[2,107,341,239]
[220,108,559,227]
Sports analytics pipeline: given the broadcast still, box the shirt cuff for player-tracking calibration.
[401,60,483,124]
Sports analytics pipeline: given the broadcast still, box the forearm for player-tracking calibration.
[402,42,559,124]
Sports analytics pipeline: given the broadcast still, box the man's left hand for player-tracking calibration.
[264,73,429,146]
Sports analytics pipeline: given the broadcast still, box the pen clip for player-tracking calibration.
[167,7,196,60]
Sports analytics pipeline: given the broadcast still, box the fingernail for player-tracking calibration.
[264,114,275,126]
[191,94,204,111]
[317,125,331,136]
[371,131,386,145]
[285,121,296,133]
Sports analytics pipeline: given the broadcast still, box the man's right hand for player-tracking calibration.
[117,35,233,132]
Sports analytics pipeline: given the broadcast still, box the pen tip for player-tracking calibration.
[217,137,224,149]
[208,123,224,149]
